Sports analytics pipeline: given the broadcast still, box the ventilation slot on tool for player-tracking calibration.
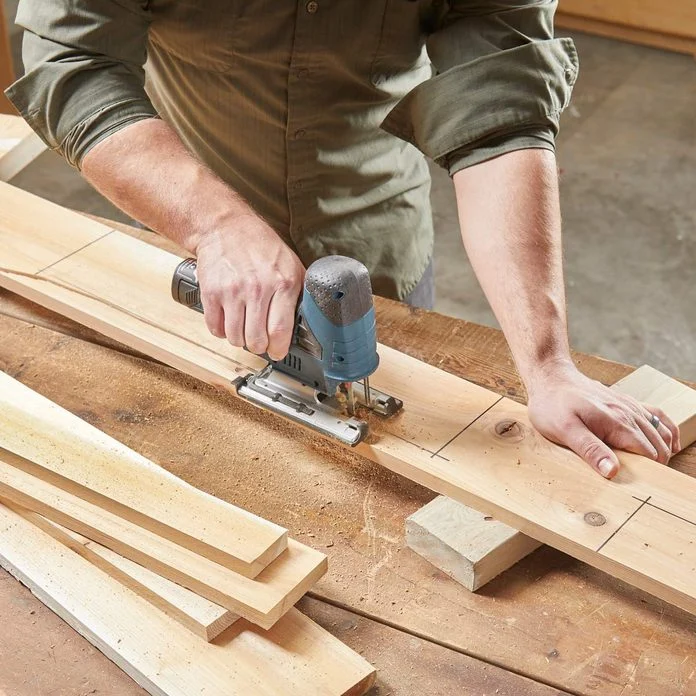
[185,288,200,306]
[283,354,302,371]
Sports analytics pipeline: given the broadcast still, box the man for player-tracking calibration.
[6,0,679,477]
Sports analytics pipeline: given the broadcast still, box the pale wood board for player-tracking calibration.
[407,365,696,591]
[0,502,376,696]
[1,182,696,617]
[0,368,288,578]
[0,447,327,630]
[0,115,46,181]
[13,508,240,641]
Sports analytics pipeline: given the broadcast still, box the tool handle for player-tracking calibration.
[171,258,203,313]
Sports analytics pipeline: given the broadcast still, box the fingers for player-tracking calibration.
[634,413,671,464]
[243,283,273,355]
[647,406,681,454]
[266,283,301,361]
[223,297,245,347]
[201,293,225,339]
[565,419,620,479]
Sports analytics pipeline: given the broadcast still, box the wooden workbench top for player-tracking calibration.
[0,231,694,695]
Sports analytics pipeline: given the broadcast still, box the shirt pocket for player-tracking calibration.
[371,0,431,85]
[148,0,247,73]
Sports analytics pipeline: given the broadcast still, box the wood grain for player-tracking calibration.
[16,509,240,642]
[0,368,288,578]
[1,182,696,619]
[0,503,376,696]
[0,448,326,630]
[406,365,696,591]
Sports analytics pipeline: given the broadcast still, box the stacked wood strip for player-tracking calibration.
[15,510,240,641]
[0,370,288,579]
[0,503,375,696]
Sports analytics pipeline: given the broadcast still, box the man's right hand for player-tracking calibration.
[195,215,305,360]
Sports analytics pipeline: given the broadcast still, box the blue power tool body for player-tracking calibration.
[171,255,402,445]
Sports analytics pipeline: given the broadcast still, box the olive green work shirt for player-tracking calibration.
[6,0,578,300]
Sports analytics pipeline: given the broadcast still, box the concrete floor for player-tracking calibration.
[4,4,696,380]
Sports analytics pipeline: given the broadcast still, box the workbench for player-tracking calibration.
[0,227,694,695]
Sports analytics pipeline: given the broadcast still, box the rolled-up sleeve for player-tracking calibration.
[381,0,579,175]
[4,0,157,169]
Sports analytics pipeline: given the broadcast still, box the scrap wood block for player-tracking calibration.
[0,503,376,696]
[0,448,327,630]
[406,366,696,592]
[0,369,288,579]
[2,182,696,617]
[11,507,240,642]
[406,496,541,591]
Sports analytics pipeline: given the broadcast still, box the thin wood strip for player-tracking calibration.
[0,502,376,696]
[0,368,288,578]
[10,506,240,641]
[0,448,327,630]
[1,182,696,617]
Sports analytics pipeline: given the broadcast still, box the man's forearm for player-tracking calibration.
[81,118,255,253]
[81,118,305,359]
[452,148,571,387]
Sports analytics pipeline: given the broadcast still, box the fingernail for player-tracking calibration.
[598,458,615,478]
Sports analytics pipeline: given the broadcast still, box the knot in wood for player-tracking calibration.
[494,419,523,441]
[584,511,607,527]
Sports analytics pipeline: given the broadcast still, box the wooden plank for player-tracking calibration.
[1,183,696,619]
[406,495,542,591]
[0,3,14,116]
[556,12,696,56]
[0,502,376,696]
[558,0,696,41]
[0,115,46,181]
[407,365,696,591]
[0,448,326,630]
[0,369,288,578]
[12,507,240,642]
[3,310,695,696]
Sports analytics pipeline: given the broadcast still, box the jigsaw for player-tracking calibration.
[171,255,403,445]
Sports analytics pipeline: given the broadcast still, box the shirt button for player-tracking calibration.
[294,128,307,139]
[296,68,309,79]
[292,181,303,190]
[306,1,318,13]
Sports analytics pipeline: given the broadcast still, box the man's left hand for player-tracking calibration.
[526,359,681,479]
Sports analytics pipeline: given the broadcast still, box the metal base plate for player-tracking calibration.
[235,367,369,446]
